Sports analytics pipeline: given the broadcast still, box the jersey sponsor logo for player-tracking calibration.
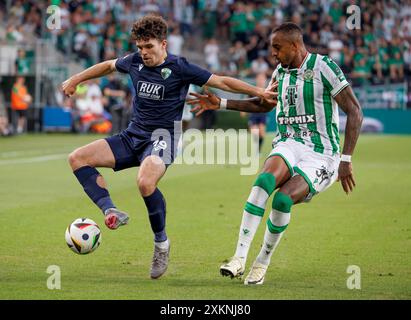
[280,130,317,139]
[277,114,316,125]
[138,64,144,71]
[137,81,164,100]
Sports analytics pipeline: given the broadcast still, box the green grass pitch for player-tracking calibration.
[0,133,410,299]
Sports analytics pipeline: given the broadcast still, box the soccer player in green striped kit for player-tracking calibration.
[188,23,363,285]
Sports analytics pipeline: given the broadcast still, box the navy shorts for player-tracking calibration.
[105,128,178,171]
[248,113,267,126]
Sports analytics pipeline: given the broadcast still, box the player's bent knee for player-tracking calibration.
[68,148,91,170]
[253,172,276,196]
[143,155,167,170]
[137,177,156,196]
[68,149,81,169]
[272,191,294,213]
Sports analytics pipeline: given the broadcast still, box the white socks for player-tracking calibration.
[155,239,170,250]
[234,212,262,264]
[256,209,290,265]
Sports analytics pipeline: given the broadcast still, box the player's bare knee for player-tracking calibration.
[137,177,156,196]
[68,149,89,170]
[68,150,79,169]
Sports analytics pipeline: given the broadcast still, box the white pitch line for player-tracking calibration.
[0,153,67,165]
[0,146,76,158]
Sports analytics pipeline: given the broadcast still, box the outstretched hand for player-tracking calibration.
[337,161,356,194]
[186,88,221,117]
[62,77,79,97]
[261,81,279,106]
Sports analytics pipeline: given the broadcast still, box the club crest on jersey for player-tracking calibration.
[137,81,165,100]
[303,69,314,80]
[161,68,172,80]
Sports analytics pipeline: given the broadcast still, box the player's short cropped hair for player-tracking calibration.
[272,22,303,36]
[131,14,168,41]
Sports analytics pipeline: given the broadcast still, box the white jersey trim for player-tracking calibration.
[331,80,349,97]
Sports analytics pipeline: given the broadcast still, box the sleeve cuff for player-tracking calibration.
[331,80,349,97]
[202,74,214,87]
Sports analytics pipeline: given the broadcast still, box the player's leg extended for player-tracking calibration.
[68,139,128,229]
[137,155,169,279]
[220,156,291,278]
[244,175,309,285]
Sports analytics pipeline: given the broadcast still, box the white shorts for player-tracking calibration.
[268,140,340,201]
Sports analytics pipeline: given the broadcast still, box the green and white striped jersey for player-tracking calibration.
[270,53,349,155]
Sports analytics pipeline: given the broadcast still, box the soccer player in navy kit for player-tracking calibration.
[62,15,276,279]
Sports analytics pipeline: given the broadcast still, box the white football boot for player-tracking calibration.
[220,256,245,278]
[244,261,268,285]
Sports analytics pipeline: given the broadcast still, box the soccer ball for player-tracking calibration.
[65,218,101,254]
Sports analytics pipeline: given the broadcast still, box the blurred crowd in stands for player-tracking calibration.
[201,0,411,86]
[56,75,133,134]
[2,0,410,83]
[0,0,410,135]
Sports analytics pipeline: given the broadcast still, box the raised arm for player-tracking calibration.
[226,97,275,112]
[334,85,363,194]
[62,59,117,96]
[205,74,276,101]
[187,82,278,116]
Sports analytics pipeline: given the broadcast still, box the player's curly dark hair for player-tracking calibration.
[131,15,168,41]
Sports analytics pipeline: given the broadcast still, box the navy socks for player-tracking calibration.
[143,188,167,242]
[73,166,115,214]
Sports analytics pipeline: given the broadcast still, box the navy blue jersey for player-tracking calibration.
[115,52,212,132]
